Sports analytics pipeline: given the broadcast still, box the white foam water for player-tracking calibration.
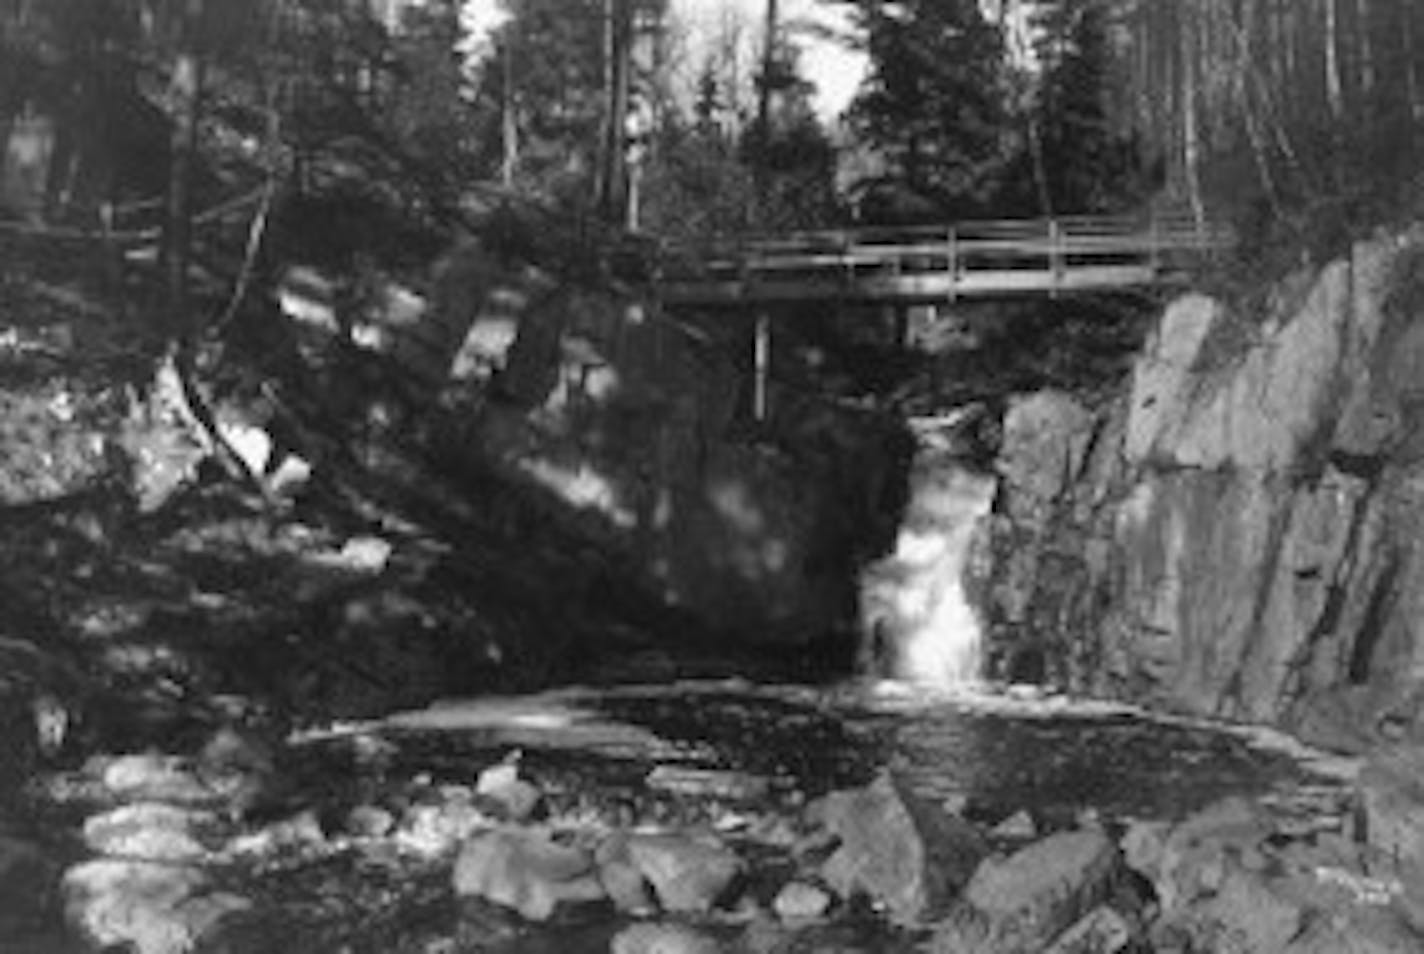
[859,435,997,687]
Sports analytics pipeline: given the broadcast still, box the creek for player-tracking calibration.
[185,678,1348,953]
[3,445,1363,954]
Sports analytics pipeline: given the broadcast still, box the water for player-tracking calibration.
[859,423,996,687]
[10,675,1353,954]
[365,677,1353,832]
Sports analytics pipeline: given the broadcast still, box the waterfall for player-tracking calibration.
[858,418,997,687]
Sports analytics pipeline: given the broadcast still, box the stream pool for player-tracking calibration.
[8,677,1357,954]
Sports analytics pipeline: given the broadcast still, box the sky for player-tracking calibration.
[673,0,867,121]
[460,0,869,122]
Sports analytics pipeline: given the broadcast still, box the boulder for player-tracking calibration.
[1149,797,1270,912]
[934,829,1120,954]
[772,880,833,922]
[1042,905,1135,954]
[100,754,211,803]
[475,761,544,823]
[812,770,988,925]
[621,832,744,914]
[1160,866,1303,954]
[451,828,606,921]
[82,803,213,861]
[64,858,248,954]
[594,833,656,915]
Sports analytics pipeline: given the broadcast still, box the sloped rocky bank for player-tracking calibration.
[988,227,1424,746]
[983,228,1424,951]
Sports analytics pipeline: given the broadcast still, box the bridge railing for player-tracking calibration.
[647,209,1231,302]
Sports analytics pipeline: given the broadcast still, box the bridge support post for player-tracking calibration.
[753,310,771,422]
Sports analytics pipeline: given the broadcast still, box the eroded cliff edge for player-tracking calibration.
[989,228,1424,752]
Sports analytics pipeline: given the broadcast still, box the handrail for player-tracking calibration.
[652,210,1232,303]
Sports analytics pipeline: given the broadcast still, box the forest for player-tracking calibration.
[5,3,1424,952]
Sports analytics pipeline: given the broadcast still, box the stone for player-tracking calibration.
[946,829,1121,954]
[1110,469,1285,716]
[812,770,988,925]
[1286,906,1423,954]
[1238,466,1370,723]
[999,391,1095,516]
[1168,260,1351,474]
[1154,797,1270,912]
[451,828,605,921]
[624,832,744,914]
[1165,867,1302,954]
[1359,746,1424,869]
[594,834,655,915]
[82,803,212,860]
[645,765,771,802]
[1123,293,1223,464]
[101,753,210,803]
[345,804,396,838]
[1120,818,1171,878]
[64,858,248,954]
[772,880,833,922]
[1042,905,1135,954]
[397,800,489,856]
[609,922,721,954]
[990,810,1037,840]
[475,762,543,823]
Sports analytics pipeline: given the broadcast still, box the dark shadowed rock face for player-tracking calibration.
[437,259,909,647]
[987,229,1424,748]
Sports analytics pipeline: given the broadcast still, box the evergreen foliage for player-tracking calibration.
[837,0,1013,222]
[1025,0,1148,214]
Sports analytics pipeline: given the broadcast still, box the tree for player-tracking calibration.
[1027,0,1147,213]
[835,0,1013,222]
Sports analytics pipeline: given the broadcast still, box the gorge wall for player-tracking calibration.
[988,228,1424,750]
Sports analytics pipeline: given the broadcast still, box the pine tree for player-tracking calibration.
[1031,0,1144,213]
[838,0,1013,222]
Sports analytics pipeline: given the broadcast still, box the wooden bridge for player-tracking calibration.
[641,209,1231,421]
[652,210,1230,306]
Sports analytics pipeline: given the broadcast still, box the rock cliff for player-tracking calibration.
[989,229,1424,750]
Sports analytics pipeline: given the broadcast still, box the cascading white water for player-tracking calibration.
[858,418,998,687]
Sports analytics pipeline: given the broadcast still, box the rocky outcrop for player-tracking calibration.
[420,246,905,646]
[989,229,1424,748]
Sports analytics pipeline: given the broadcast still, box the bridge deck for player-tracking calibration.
[654,212,1229,305]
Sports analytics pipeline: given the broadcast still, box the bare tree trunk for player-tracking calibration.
[1182,12,1206,228]
[1325,0,1343,120]
[599,0,631,224]
[752,0,779,223]
[1354,0,1374,95]
[1404,0,1422,122]
[165,3,205,340]
[501,39,517,188]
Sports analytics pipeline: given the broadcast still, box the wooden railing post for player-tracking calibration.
[947,225,958,301]
[753,310,771,422]
[1048,218,1064,295]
